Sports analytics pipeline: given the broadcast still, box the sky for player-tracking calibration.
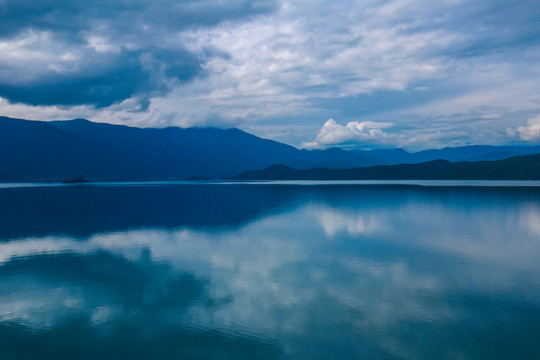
[0,0,540,150]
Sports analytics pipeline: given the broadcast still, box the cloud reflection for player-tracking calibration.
[1,186,540,358]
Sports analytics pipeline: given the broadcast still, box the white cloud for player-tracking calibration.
[0,31,79,82]
[302,119,397,149]
[168,0,449,127]
[516,115,540,141]
[302,118,484,150]
[85,35,121,54]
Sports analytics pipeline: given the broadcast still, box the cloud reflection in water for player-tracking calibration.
[1,184,540,359]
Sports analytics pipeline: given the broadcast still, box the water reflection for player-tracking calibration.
[1,184,540,359]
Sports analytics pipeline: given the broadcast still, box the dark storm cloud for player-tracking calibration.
[0,48,204,108]
[0,0,278,38]
[0,0,278,107]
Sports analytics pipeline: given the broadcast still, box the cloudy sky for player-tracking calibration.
[1,0,540,150]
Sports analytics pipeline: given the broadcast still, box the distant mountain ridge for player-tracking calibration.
[1,116,540,181]
[358,145,540,164]
[229,153,540,180]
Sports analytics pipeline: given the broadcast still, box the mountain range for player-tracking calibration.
[1,116,540,181]
[229,154,540,180]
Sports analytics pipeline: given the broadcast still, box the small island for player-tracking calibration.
[62,176,88,184]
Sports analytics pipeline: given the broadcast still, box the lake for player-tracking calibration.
[1,182,540,359]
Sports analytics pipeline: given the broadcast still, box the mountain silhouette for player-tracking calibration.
[1,116,540,181]
[229,153,540,180]
[0,116,377,181]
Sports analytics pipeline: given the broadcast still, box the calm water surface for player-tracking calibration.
[1,183,540,359]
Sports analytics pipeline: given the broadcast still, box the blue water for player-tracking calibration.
[1,183,540,359]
